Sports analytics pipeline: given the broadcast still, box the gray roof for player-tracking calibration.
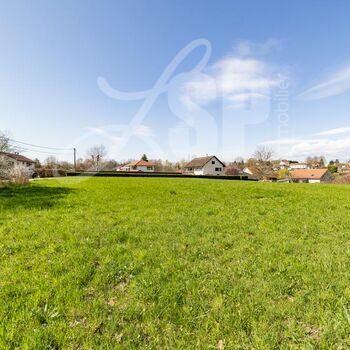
[185,155,225,168]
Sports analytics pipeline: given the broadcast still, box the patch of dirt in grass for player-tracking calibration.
[303,323,321,341]
[69,317,87,328]
[106,298,117,307]
[217,339,225,349]
[114,332,123,343]
[114,277,129,291]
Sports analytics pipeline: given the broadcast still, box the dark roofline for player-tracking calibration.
[0,152,35,163]
[185,155,226,168]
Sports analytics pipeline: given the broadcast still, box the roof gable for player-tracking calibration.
[185,155,225,168]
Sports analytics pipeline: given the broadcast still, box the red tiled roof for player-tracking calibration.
[125,160,157,167]
[291,168,328,179]
[0,152,35,163]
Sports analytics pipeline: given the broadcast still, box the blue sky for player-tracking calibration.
[1,0,350,162]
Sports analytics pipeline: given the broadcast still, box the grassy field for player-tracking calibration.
[1,177,350,349]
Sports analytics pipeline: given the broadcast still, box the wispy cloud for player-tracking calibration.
[299,65,350,100]
[317,126,350,136]
[260,138,302,146]
[86,124,154,143]
[233,38,281,57]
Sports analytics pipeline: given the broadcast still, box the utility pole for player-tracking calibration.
[73,148,77,171]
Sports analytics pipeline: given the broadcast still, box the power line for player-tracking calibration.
[9,138,73,151]
[18,147,73,155]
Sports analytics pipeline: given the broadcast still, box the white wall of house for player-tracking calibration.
[185,156,225,175]
[3,157,35,173]
[118,165,155,172]
[243,167,253,175]
[202,158,224,175]
[193,168,204,175]
[290,163,308,170]
[17,160,35,172]
[1,155,35,178]
[136,165,155,172]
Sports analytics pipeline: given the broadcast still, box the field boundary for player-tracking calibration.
[66,171,257,181]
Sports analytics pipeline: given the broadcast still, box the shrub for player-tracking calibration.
[36,168,67,178]
[334,174,350,184]
[8,166,31,185]
[225,167,240,175]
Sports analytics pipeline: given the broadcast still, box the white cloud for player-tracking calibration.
[299,65,350,100]
[260,138,301,146]
[133,125,154,137]
[261,134,350,160]
[233,38,281,57]
[183,45,283,110]
[317,126,350,136]
[287,137,350,158]
[86,124,154,144]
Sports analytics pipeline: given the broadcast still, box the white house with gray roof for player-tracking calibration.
[184,155,225,176]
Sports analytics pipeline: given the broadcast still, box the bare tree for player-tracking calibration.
[250,146,275,179]
[0,132,11,153]
[253,146,274,162]
[305,155,326,169]
[86,145,107,170]
[44,156,59,168]
[0,133,12,179]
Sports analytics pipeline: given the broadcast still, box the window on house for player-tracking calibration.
[215,167,222,172]
[147,166,153,170]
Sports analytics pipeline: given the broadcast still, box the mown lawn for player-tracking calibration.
[1,177,350,349]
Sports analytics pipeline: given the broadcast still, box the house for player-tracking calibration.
[243,167,253,175]
[289,162,309,170]
[279,160,290,169]
[184,155,225,176]
[290,169,334,183]
[0,152,36,174]
[117,159,156,172]
[337,164,350,174]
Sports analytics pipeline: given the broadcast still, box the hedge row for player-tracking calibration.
[35,168,67,178]
[66,171,255,181]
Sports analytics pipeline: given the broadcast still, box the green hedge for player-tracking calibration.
[66,171,254,181]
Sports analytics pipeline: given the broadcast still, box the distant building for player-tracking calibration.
[184,155,225,176]
[0,152,36,174]
[117,159,156,172]
[289,162,308,170]
[279,160,290,169]
[290,169,334,183]
[243,167,253,175]
[337,164,350,174]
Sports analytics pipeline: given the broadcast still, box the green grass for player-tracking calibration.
[1,177,350,349]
